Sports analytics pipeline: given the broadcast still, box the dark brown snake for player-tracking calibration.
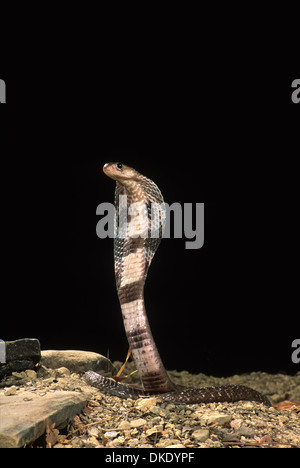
[84,162,270,406]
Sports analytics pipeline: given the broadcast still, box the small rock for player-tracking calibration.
[86,436,100,447]
[107,436,125,447]
[195,411,232,426]
[130,418,147,428]
[53,443,73,448]
[70,436,84,448]
[104,431,119,439]
[42,377,55,386]
[4,386,17,396]
[11,372,26,379]
[135,397,158,411]
[192,429,210,442]
[41,350,116,374]
[166,444,186,448]
[146,425,164,437]
[230,418,243,430]
[25,370,37,380]
[234,424,256,438]
[55,367,71,378]
[156,438,180,448]
[70,373,80,380]
[165,403,176,411]
[242,402,255,410]
[149,405,160,415]
[127,438,140,447]
[118,420,131,430]
[87,426,100,438]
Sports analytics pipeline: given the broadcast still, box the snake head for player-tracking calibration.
[103,162,141,184]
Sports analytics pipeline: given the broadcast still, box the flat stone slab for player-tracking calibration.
[0,390,88,448]
[41,350,116,374]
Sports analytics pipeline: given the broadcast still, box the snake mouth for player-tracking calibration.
[103,162,117,180]
[103,162,111,172]
[103,162,138,184]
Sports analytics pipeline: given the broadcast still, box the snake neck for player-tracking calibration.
[113,173,175,393]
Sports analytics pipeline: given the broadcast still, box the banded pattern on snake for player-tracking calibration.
[84,162,270,406]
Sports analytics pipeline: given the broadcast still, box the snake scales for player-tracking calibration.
[84,162,270,406]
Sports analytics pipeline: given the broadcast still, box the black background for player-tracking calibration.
[0,48,299,378]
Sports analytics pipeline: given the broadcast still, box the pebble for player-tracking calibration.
[118,420,131,430]
[130,418,147,428]
[87,426,99,438]
[156,438,181,448]
[230,419,243,430]
[195,411,232,426]
[25,370,37,380]
[54,367,71,378]
[192,429,210,442]
[107,436,125,447]
[135,397,158,411]
[104,431,119,439]
[166,444,186,448]
[11,372,26,379]
[86,436,100,448]
[146,425,164,437]
[4,386,17,396]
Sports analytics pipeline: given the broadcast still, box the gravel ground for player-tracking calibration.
[3,362,300,448]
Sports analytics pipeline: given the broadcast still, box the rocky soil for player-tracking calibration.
[1,352,299,448]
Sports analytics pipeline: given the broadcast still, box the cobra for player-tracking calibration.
[84,162,270,406]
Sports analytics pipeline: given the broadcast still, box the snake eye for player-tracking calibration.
[116,162,123,170]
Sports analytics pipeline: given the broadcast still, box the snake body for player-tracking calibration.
[84,162,270,406]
